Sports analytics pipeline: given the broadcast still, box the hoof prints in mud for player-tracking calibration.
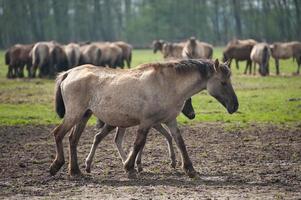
[0,123,300,199]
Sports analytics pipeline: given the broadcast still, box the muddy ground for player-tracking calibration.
[0,123,300,199]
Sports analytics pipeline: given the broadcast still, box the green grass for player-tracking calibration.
[0,48,300,126]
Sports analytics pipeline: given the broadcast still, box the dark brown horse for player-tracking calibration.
[5,44,33,78]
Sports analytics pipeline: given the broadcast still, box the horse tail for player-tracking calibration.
[5,50,10,65]
[32,48,40,68]
[55,72,68,118]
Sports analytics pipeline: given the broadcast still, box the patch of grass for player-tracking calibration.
[0,48,300,126]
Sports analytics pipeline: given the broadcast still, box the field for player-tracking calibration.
[0,48,301,199]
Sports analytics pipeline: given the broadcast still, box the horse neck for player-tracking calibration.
[167,70,207,102]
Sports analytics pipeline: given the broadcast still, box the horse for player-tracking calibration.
[64,43,81,68]
[49,58,238,178]
[5,44,33,78]
[94,42,123,68]
[270,41,301,75]
[114,41,133,68]
[162,42,185,59]
[250,43,270,76]
[30,41,68,78]
[88,97,195,173]
[79,44,102,66]
[224,39,257,71]
[182,37,213,59]
[223,42,253,74]
[152,40,165,54]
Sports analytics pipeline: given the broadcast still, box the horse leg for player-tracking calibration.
[296,56,301,74]
[114,127,127,162]
[26,63,32,78]
[85,124,116,173]
[124,127,150,178]
[253,62,256,75]
[275,59,280,75]
[165,119,196,178]
[68,111,92,176]
[235,60,239,70]
[18,64,25,78]
[243,61,248,74]
[7,65,13,78]
[249,61,252,74]
[153,124,176,168]
[50,117,78,176]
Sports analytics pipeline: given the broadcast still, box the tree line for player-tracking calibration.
[0,0,300,49]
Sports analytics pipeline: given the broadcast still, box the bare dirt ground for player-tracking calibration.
[0,123,300,199]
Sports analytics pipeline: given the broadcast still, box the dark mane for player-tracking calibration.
[174,59,214,77]
[137,59,231,78]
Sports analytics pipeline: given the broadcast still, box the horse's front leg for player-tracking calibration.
[68,111,91,177]
[124,126,150,178]
[85,124,116,173]
[275,59,280,75]
[153,124,176,168]
[165,119,196,178]
[235,60,239,70]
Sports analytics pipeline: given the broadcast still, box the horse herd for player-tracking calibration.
[4,41,132,78]
[4,38,301,79]
[153,37,301,76]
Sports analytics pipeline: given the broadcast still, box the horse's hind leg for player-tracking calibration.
[253,62,257,75]
[124,127,150,178]
[154,124,176,168]
[50,118,78,176]
[165,119,196,178]
[85,124,116,173]
[114,127,127,162]
[68,111,92,176]
[135,124,176,172]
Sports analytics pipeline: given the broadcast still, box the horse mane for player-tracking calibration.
[138,59,230,78]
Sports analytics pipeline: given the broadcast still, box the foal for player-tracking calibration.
[87,98,195,173]
[50,59,238,178]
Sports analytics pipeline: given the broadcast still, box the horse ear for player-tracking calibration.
[224,59,230,67]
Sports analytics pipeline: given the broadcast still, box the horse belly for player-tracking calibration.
[91,95,142,127]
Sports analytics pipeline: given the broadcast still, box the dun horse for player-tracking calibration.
[88,98,195,173]
[270,41,301,75]
[250,43,270,76]
[50,59,238,178]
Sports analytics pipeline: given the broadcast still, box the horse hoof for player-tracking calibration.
[126,169,137,179]
[184,166,198,178]
[186,169,198,178]
[137,165,143,173]
[49,160,65,176]
[85,167,91,173]
[69,170,83,178]
[170,161,177,169]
